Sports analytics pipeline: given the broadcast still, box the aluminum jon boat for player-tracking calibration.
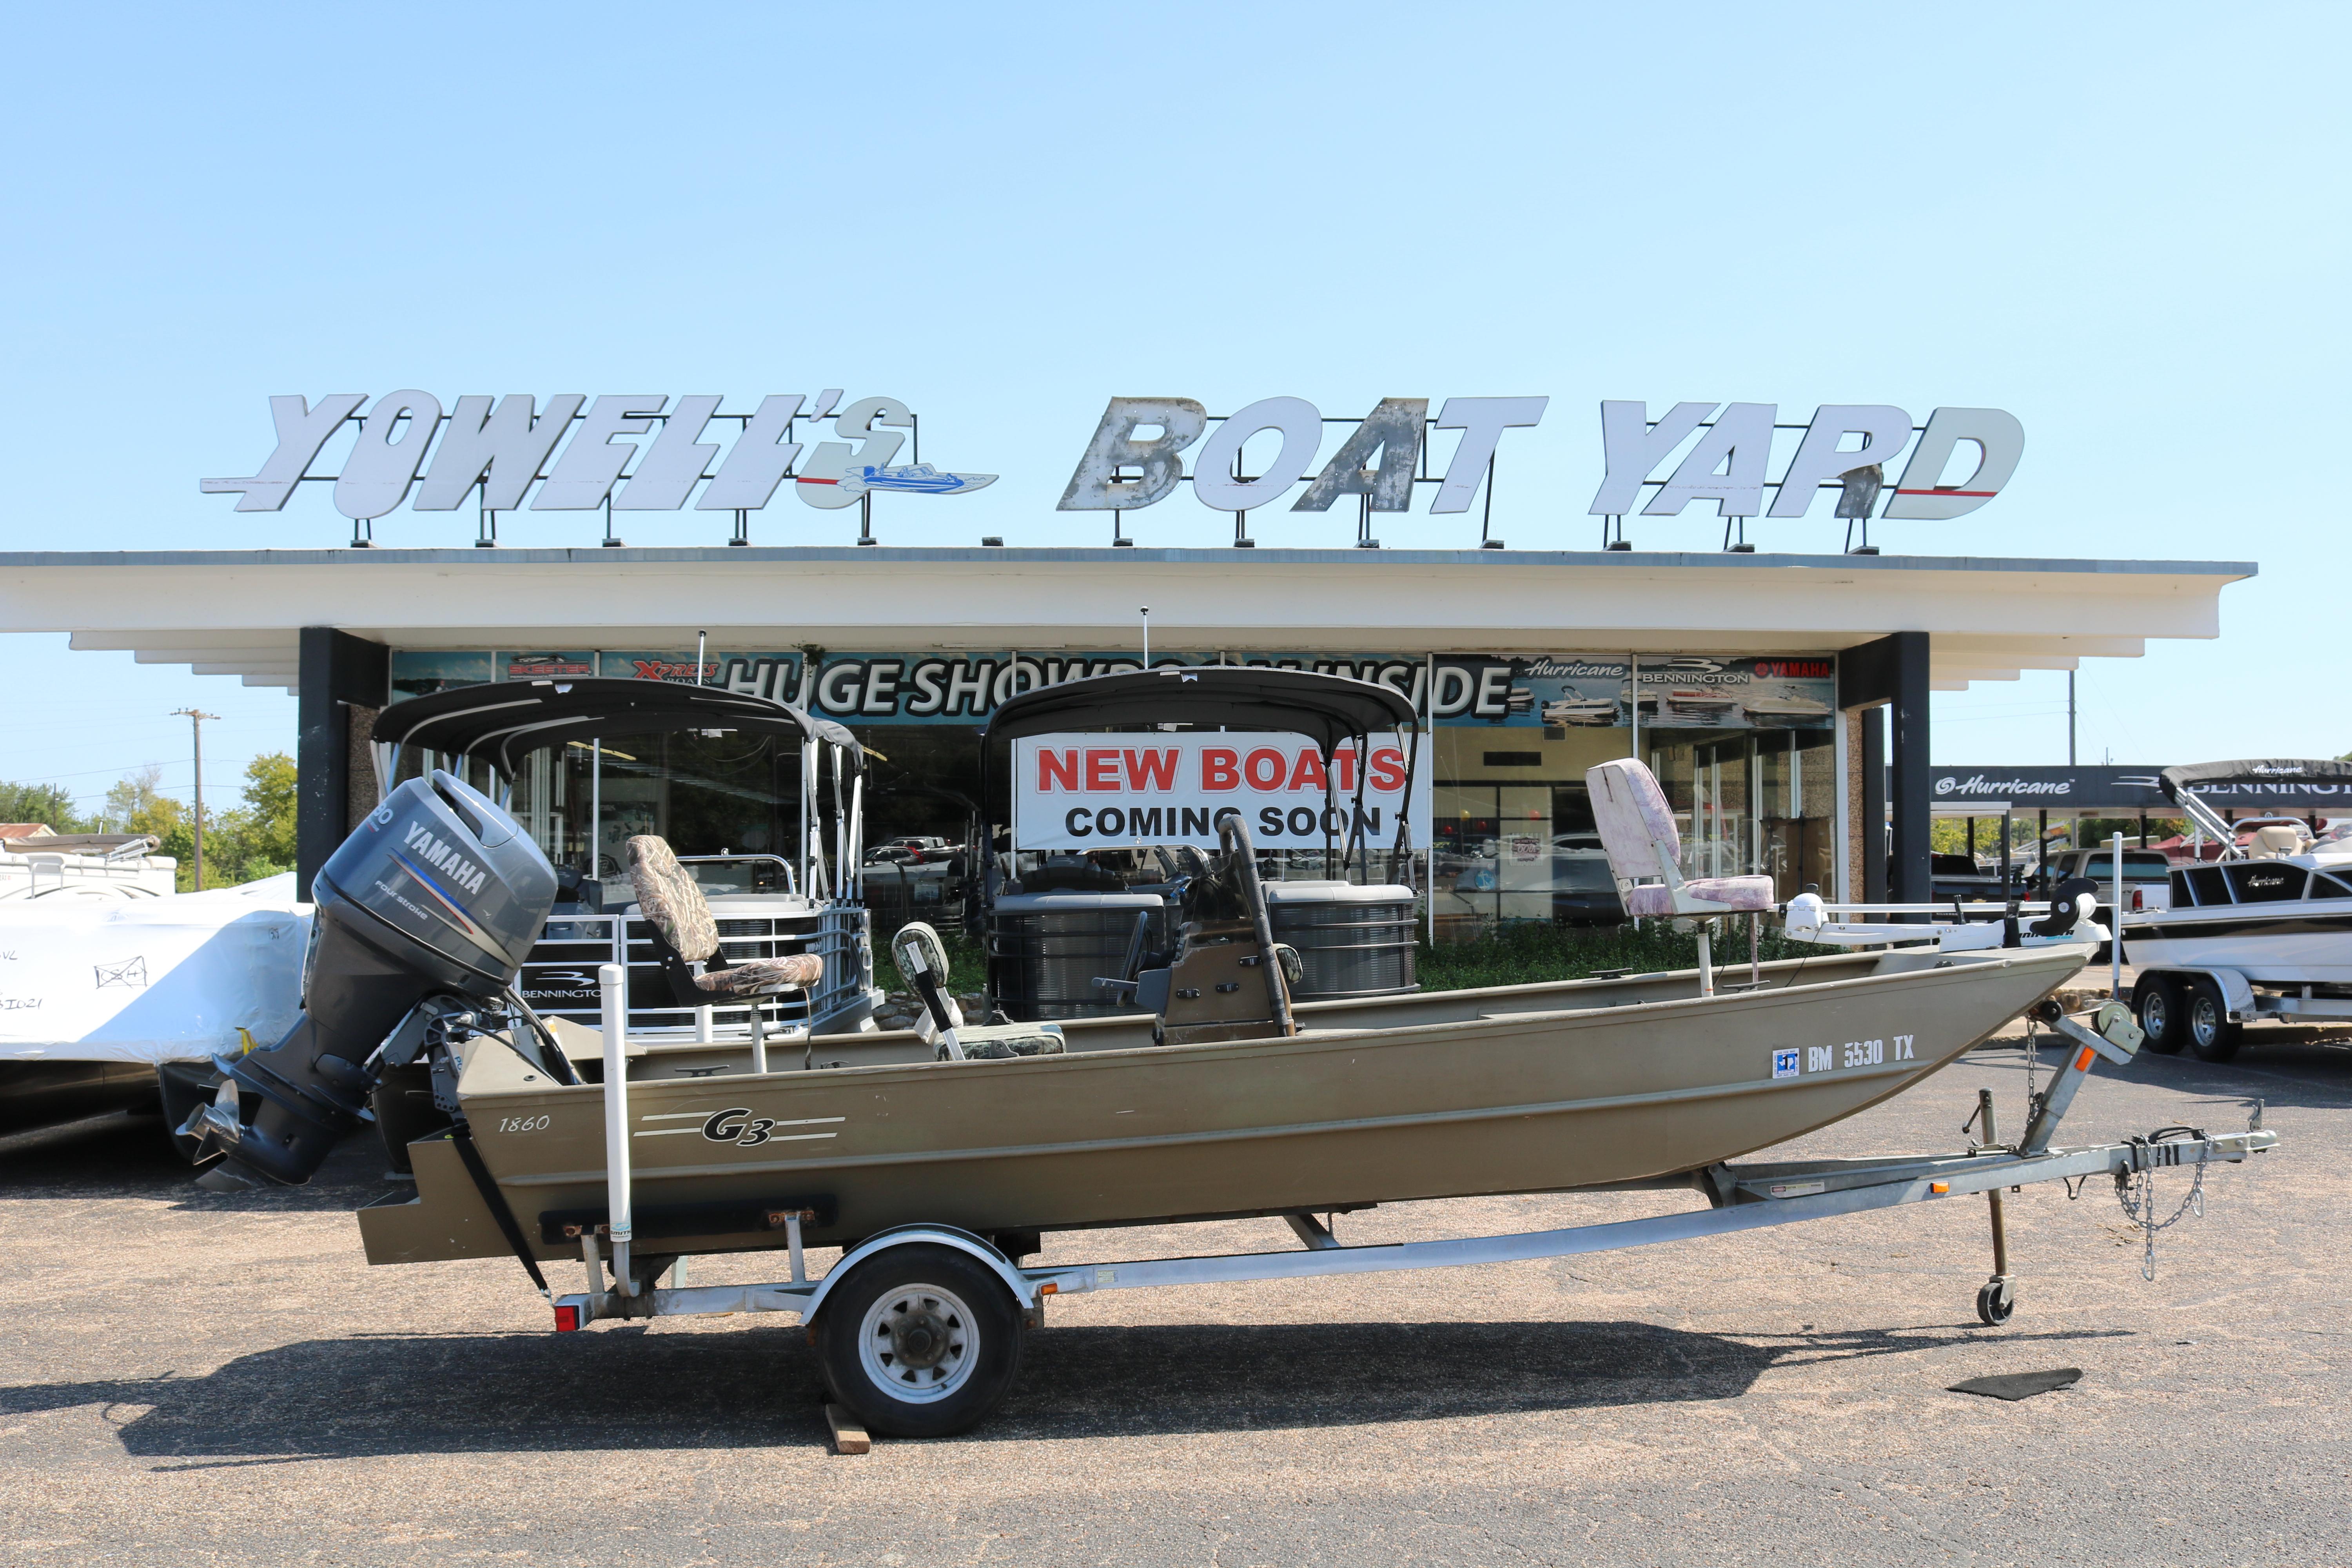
[184,669,2273,1439]
[354,940,2089,1265]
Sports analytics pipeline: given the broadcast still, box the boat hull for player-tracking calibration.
[2124,905,2352,985]
[358,945,2085,1266]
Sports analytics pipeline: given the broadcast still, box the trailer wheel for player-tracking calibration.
[1975,1277,2017,1326]
[815,1244,1024,1438]
[2185,976,2243,1063]
[2133,976,2187,1054]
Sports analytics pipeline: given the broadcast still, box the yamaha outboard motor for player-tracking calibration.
[185,770,558,1189]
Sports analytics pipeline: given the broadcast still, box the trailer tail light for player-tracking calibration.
[554,1303,583,1332]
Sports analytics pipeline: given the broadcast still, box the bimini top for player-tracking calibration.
[984,666,1419,753]
[2160,759,2352,800]
[373,678,861,778]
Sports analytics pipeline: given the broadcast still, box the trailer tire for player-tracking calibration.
[2185,976,2243,1063]
[814,1243,1024,1438]
[2134,976,2187,1055]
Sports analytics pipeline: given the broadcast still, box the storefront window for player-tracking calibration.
[379,646,1841,927]
[1646,728,1835,901]
[1431,727,1633,936]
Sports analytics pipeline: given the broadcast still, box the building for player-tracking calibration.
[1,543,2253,933]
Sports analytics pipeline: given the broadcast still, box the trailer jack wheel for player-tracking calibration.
[1975,1275,2018,1326]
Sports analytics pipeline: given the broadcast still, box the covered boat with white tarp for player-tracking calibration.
[0,874,309,1147]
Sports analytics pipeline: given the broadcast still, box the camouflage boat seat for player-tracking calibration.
[627,835,824,1002]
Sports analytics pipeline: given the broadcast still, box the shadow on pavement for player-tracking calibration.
[1974,1032,2352,1112]
[0,1120,396,1212]
[0,1318,2130,1459]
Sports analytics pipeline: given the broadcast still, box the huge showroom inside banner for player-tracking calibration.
[389,649,1837,732]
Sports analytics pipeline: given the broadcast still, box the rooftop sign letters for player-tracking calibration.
[202,390,2024,533]
[202,392,995,519]
[1059,397,2023,521]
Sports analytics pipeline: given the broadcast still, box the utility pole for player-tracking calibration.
[171,708,220,890]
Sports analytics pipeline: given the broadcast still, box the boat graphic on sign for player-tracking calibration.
[798,463,997,499]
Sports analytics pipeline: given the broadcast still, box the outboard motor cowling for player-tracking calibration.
[188,771,557,1189]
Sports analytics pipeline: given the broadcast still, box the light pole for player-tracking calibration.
[2066,670,2076,767]
[171,708,221,889]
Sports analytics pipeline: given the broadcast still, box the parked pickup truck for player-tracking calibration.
[2043,847,2174,913]
[1930,853,2019,904]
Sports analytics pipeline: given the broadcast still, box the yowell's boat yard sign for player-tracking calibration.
[203,391,2022,527]
[203,392,994,518]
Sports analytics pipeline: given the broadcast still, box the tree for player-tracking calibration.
[0,780,85,833]
[104,766,194,884]
[184,753,299,891]
[232,753,298,873]
[99,755,298,891]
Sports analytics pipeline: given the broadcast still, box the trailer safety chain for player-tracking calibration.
[2115,1129,2211,1281]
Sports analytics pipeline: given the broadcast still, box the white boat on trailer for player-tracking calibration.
[2119,759,2352,1060]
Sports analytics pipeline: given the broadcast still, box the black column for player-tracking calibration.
[297,628,390,897]
[1840,630,1931,907]
[1886,631,1931,906]
[1860,707,1887,902]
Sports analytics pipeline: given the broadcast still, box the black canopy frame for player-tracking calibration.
[372,677,867,903]
[373,678,860,779]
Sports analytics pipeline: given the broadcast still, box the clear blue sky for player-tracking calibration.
[3,2,2342,816]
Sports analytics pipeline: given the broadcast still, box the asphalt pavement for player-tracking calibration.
[3,1024,2346,1566]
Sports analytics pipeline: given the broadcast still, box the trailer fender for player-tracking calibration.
[2142,965,2259,1020]
[802,1223,1034,1322]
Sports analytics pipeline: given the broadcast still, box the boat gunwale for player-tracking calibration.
[457,942,2090,1111]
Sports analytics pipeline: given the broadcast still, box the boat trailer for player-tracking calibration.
[550,983,2276,1428]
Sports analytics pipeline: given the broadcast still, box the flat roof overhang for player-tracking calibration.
[0,545,2256,695]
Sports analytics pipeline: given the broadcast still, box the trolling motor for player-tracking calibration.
[182,770,559,1190]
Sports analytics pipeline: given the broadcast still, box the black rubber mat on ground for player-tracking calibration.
[1947,1367,2083,1401]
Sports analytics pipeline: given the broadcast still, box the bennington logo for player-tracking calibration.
[1934,773,2077,797]
[401,821,489,896]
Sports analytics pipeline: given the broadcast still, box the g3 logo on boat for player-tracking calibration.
[703,1107,777,1147]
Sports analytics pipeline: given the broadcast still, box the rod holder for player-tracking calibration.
[599,962,635,1294]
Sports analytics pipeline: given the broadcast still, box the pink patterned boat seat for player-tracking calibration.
[1586,758,1777,920]
[1623,876,1776,917]
[1586,758,1681,878]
